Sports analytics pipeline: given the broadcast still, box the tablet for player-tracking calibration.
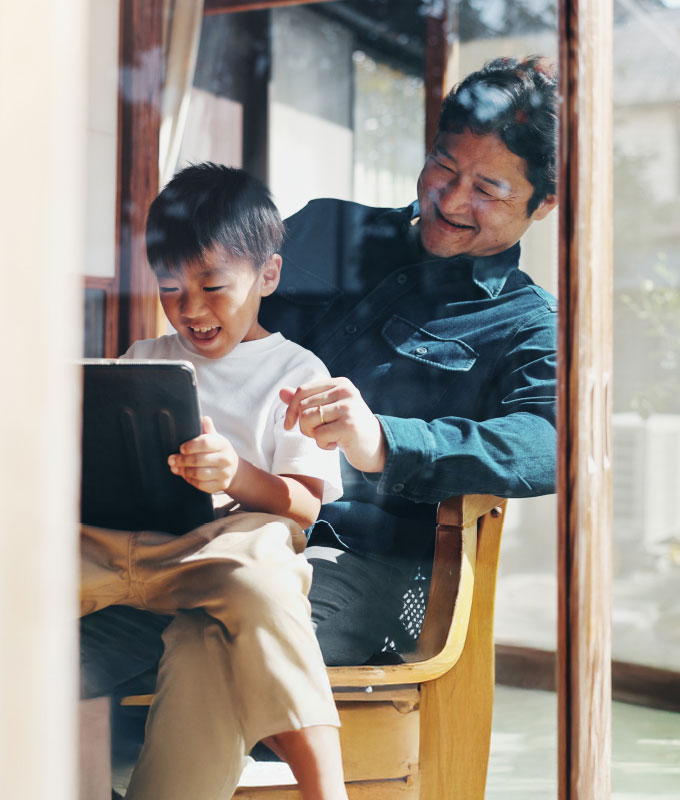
[80,359,215,535]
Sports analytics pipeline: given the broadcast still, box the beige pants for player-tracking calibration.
[81,512,339,800]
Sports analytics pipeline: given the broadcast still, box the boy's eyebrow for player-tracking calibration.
[435,143,510,193]
[194,267,231,280]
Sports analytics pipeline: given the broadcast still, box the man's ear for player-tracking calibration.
[532,193,558,222]
[260,253,282,297]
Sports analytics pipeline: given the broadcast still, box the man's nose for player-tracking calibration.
[437,177,472,214]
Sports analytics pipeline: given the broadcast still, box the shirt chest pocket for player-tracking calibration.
[377,315,479,418]
[381,315,478,372]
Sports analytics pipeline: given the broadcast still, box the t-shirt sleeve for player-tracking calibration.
[269,353,343,505]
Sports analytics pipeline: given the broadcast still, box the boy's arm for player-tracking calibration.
[230,463,323,529]
[168,417,322,529]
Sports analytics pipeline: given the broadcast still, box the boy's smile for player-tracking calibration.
[189,325,220,341]
[156,246,281,359]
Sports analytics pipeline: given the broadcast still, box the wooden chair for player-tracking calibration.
[116,493,507,799]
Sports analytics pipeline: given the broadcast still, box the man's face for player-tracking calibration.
[416,128,557,258]
[156,246,280,359]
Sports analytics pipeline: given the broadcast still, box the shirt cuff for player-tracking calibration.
[370,414,438,499]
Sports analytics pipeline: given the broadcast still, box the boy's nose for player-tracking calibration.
[179,292,206,317]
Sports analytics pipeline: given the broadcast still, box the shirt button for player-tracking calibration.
[415,346,428,355]
[396,273,407,285]
[392,482,404,493]
[345,323,357,334]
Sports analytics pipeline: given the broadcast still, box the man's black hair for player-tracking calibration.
[146,163,284,274]
[438,56,558,215]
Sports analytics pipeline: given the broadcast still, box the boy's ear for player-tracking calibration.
[259,253,282,297]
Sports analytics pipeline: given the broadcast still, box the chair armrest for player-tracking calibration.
[436,494,506,529]
[328,494,506,688]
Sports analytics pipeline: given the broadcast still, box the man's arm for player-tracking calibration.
[282,310,556,502]
[169,416,323,529]
[373,308,557,501]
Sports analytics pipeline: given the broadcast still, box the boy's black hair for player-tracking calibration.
[438,56,558,215]
[146,163,284,274]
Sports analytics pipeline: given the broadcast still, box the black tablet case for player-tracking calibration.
[81,360,215,535]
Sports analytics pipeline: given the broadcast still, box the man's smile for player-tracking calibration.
[434,205,475,230]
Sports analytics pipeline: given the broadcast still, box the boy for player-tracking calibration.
[80,163,348,800]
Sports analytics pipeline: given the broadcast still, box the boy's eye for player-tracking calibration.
[159,286,179,293]
[203,285,226,293]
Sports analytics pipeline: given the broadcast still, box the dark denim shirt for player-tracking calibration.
[259,199,557,559]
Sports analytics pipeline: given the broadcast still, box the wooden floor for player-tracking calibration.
[112,685,680,797]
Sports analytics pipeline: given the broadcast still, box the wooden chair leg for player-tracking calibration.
[418,507,505,799]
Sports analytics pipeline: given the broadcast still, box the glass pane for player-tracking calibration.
[84,0,118,281]
[612,1,680,672]
[86,1,573,795]
[612,4,680,797]
[84,288,107,358]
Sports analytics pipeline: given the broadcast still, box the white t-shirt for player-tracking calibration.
[124,332,343,504]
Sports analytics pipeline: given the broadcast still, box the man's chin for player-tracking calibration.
[419,227,470,259]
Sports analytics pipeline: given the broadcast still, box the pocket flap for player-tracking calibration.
[381,315,478,372]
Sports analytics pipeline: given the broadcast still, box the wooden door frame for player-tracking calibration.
[557,0,614,797]
[116,0,164,355]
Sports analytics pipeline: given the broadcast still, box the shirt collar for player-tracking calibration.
[407,200,521,299]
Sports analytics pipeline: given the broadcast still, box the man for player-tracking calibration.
[84,55,559,796]
[263,54,558,664]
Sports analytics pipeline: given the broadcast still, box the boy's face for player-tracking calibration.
[156,246,281,359]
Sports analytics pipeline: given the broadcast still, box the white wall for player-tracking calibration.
[0,1,85,797]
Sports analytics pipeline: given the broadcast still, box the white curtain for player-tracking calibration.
[159,0,204,188]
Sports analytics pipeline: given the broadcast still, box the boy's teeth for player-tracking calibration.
[191,326,216,332]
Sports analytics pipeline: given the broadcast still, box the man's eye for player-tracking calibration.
[475,186,494,197]
[432,156,454,173]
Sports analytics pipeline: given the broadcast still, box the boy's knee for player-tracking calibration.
[226,554,311,612]
[193,555,311,637]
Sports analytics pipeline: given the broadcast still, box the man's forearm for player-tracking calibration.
[373,411,556,503]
